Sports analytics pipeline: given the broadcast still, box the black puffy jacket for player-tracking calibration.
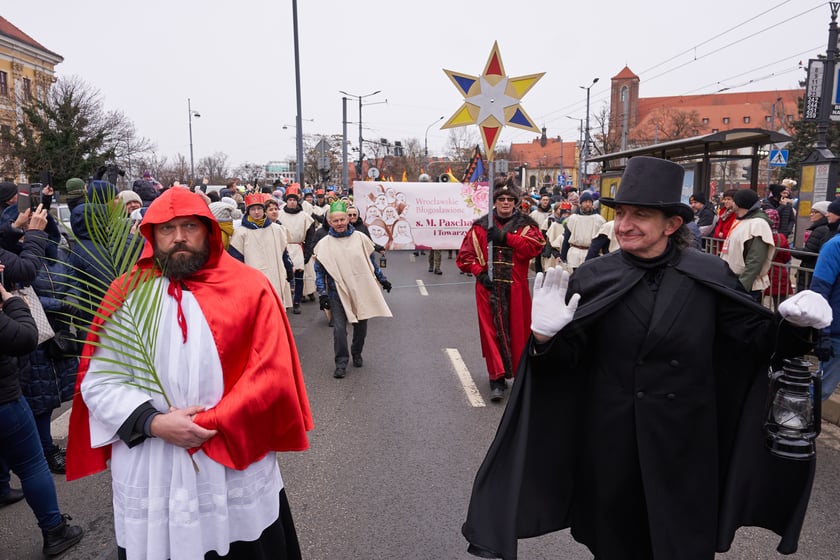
[0,297,38,405]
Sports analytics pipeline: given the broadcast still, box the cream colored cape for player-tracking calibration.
[313,231,392,323]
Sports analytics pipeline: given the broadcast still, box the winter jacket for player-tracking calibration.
[0,296,38,405]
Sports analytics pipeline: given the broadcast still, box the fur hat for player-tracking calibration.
[599,156,694,223]
[732,188,760,210]
[493,177,521,201]
[828,199,840,217]
[812,201,831,217]
[65,177,86,198]
[0,181,16,204]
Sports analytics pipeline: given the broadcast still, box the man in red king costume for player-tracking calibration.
[457,175,545,402]
[66,187,313,560]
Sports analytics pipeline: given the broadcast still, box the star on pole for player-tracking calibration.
[442,41,544,158]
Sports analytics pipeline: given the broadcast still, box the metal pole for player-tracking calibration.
[342,97,349,192]
[581,78,599,188]
[188,98,194,186]
[767,97,780,186]
[358,96,364,180]
[423,116,444,177]
[292,0,304,186]
[817,3,840,149]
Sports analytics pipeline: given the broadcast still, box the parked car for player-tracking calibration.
[49,202,73,247]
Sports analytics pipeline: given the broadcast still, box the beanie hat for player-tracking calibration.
[732,189,759,210]
[579,191,593,203]
[0,181,16,204]
[117,190,142,206]
[690,192,707,205]
[65,178,86,198]
[768,184,785,198]
[812,201,831,217]
[209,199,242,222]
[828,199,840,216]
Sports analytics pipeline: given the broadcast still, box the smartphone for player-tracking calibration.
[30,182,50,211]
[17,184,31,213]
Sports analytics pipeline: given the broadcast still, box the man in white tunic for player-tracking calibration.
[279,185,316,314]
[66,188,313,560]
[314,200,392,379]
[560,191,606,272]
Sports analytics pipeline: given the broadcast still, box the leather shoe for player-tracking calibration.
[292,304,301,315]
[333,368,346,379]
[352,354,363,367]
[46,447,66,475]
[434,269,442,275]
[0,488,24,507]
[42,514,84,556]
[490,387,505,402]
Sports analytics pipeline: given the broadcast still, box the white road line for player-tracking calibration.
[445,348,485,407]
[416,279,429,296]
[52,407,72,439]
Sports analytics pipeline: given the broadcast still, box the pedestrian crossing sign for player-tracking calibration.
[769,149,788,167]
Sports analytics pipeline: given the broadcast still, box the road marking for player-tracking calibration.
[445,348,485,407]
[416,279,429,296]
[52,407,72,439]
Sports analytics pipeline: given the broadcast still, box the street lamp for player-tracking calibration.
[580,77,599,187]
[339,90,382,181]
[188,98,200,187]
[423,116,445,176]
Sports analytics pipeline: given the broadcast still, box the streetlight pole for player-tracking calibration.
[566,115,584,188]
[423,116,444,177]
[292,0,305,186]
[767,96,782,187]
[338,90,381,182]
[188,98,200,187]
[580,77,599,188]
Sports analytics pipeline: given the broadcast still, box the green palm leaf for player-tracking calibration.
[45,188,171,408]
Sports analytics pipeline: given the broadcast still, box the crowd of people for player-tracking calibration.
[1,161,838,559]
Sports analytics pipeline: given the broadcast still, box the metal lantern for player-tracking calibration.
[764,357,822,461]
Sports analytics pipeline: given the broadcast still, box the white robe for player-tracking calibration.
[82,279,282,560]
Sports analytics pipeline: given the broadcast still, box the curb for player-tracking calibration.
[823,391,840,427]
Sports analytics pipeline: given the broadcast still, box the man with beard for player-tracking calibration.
[456,175,545,402]
[280,185,317,313]
[66,187,313,560]
[462,157,830,560]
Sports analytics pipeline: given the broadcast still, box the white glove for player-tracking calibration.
[531,267,581,338]
[778,290,833,329]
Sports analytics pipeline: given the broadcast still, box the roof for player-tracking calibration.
[612,66,639,81]
[589,128,792,170]
[509,137,577,169]
[0,15,61,59]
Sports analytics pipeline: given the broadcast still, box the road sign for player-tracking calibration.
[804,59,824,122]
[769,149,789,167]
[367,167,380,179]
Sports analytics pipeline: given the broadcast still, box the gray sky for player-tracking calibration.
[3,1,828,171]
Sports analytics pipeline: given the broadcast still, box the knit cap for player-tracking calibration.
[65,178,86,198]
[209,198,242,222]
[0,181,16,203]
[828,199,840,216]
[117,190,142,206]
[812,201,831,217]
[732,189,759,210]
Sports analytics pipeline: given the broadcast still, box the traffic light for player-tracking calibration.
[741,164,752,181]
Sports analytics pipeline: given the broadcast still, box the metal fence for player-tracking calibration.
[701,237,819,312]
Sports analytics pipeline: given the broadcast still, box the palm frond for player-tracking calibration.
[45,188,171,407]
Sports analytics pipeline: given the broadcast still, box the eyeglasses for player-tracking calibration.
[496,196,517,202]
[347,213,358,218]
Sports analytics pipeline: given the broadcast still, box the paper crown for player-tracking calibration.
[329,200,348,213]
[244,193,270,208]
[285,184,301,199]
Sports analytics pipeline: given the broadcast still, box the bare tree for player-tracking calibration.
[232,162,264,187]
[197,152,230,184]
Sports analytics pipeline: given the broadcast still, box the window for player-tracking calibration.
[0,71,7,97]
[722,117,730,124]
[702,117,709,124]
[743,116,750,124]
[712,129,719,133]
[22,77,31,101]
[765,115,773,123]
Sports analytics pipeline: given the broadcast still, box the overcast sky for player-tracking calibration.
[3,1,829,173]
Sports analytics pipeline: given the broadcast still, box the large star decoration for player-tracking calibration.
[442,41,544,158]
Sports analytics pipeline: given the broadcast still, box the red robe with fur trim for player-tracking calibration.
[66,188,313,481]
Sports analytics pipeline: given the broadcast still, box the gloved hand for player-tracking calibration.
[476,272,494,290]
[530,267,580,338]
[778,290,833,329]
[318,294,330,310]
[380,280,392,293]
[487,227,506,245]
[814,334,834,362]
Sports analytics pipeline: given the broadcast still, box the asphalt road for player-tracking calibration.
[2,251,840,559]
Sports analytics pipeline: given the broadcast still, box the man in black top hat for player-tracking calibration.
[462,156,831,560]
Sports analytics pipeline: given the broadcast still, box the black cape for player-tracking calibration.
[462,248,816,559]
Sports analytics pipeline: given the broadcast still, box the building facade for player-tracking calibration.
[0,15,63,181]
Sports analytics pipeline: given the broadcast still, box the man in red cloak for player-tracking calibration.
[457,176,545,402]
[66,187,313,559]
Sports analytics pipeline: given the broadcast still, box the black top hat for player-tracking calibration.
[600,156,693,223]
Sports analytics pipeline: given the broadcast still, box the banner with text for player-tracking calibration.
[353,181,490,250]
